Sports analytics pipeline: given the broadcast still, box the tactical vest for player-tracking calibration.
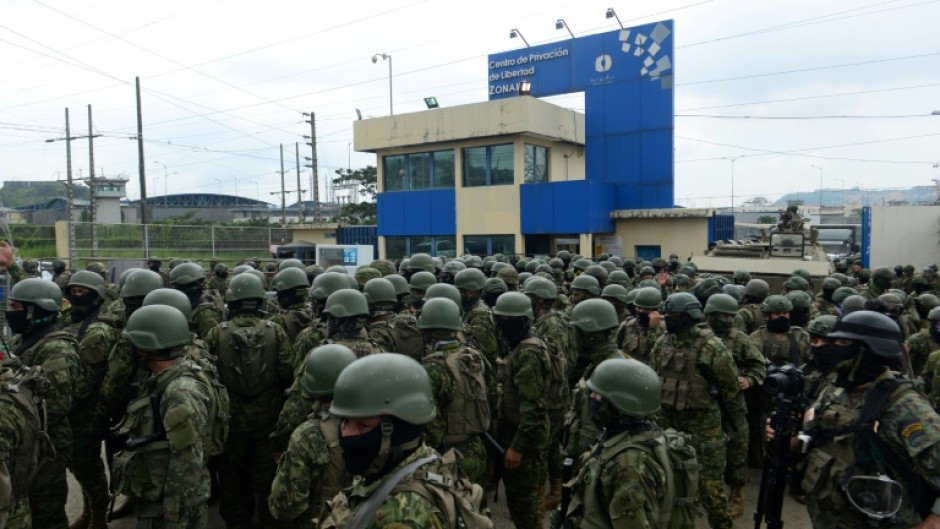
[801,379,927,527]
[756,327,802,366]
[391,315,424,360]
[0,367,52,505]
[498,336,549,430]
[278,309,313,342]
[218,320,279,398]
[310,410,349,521]
[424,346,490,444]
[327,333,380,359]
[653,327,713,412]
[742,304,763,334]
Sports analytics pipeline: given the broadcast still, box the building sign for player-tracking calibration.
[595,236,624,257]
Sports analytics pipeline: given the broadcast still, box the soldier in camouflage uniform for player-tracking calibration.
[482,277,507,308]
[649,292,740,529]
[418,298,490,485]
[52,260,72,293]
[319,353,491,529]
[492,292,551,529]
[4,278,80,529]
[206,264,229,297]
[60,271,122,529]
[703,293,765,518]
[567,274,600,310]
[268,345,356,528]
[293,272,350,366]
[497,266,520,292]
[749,295,812,366]
[353,266,381,291]
[268,267,312,341]
[145,256,170,286]
[363,278,404,355]
[775,310,940,529]
[111,305,212,529]
[524,277,570,510]
[618,286,665,365]
[170,263,223,341]
[814,277,841,317]
[455,268,500,376]
[739,279,770,334]
[913,307,940,392]
[205,274,294,529]
[0,364,51,529]
[563,299,630,464]
[559,359,675,529]
[859,266,894,301]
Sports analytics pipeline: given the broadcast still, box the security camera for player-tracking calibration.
[372,55,379,63]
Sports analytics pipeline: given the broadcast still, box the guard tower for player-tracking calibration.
[87,176,128,224]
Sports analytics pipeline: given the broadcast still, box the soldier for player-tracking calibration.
[912,307,940,388]
[4,278,80,529]
[523,277,570,510]
[482,277,507,308]
[62,271,121,529]
[739,279,770,334]
[861,266,895,301]
[703,293,765,518]
[418,298,490,485]
[52,259,72,292]
[145,255,169,286]
[293,272,349,364]
[775,310,940,529]
[455,268,500,376]
[564,299,629,461]
[568,274,600,309]
[492,292,551,529]
[205,273,294,529]
[559,359,684,529]
[749,295,811,366]
[268,345,356,528]
[320,289,381,358]
[268,267,312,341]
[408,271,437,313]
[814,277,842,316]
[170,262,223,341]
[649,292,741,529]
[206,263,229,295]
[0,364,51,529]
[618,286,665,365]
[362,277,402,354]
[733,269,751,286]
[786,289,814,328]
[319,353,490,528]
[497,266,520,291]
[111,305,213,529]
[439,260,465,285]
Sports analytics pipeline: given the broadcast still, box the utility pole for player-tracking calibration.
[88,104,98,257]
[279,144,286,225]
[65,108,75,267]
[136,77,148,230]
[302,112,320,223]
[295,142,304,222]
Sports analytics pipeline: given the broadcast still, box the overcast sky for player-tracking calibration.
[2,0,938,208]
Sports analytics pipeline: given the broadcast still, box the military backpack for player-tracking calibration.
[424,345,491,444]
[0,365,54,503]
[218,320,278,397]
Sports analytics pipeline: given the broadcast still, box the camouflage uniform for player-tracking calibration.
[748,326,812,366]
[532,309,571,488]
[191,297,223,342]
[563,343,629,461]
[715,327,765,488]
[368,312,401,353]
[205,315,295,529]
[463,301,499,378]
[907,328,940,378]
[53,270,72,292]
[8,327,79,529]
[738,303,763,335]
[497,336,550,529]
[617,318,665,365]
[268,403,351,529]
[111,359,211,529]
[649,323,740,529]
[421,340,488,485]
[802,371,940,529]
[268,303,314,343]
[292,319,329,374]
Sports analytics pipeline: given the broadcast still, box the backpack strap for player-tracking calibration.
[346,455,440,529]
[787,331,801,365]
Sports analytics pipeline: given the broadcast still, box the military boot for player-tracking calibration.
[729,487,744,518]
[108,494,136,520]
[69,492,90,529]
[545,478,563,511]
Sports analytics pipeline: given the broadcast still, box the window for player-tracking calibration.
[463,235,515,256]
[524,144,548,183]
[385,236,407,260]
[386,236,456,258]
[381,150,454,192]
[634,245,662,263]
[462,144,514,187]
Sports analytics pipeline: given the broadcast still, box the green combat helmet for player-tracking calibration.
[310,272,351,302]
[273,267,310,292]
[278,258,305,271]
[68,270,108,299]
[482,278,508,307]
[323,289,370,319]
[407,253,437,274]
[227,273,266,303]
[572,258,593,273]
[370,259,397,277]
[784,276,810,292]
[121,270,165,299]
[607,270,631,289]
[169,262,206,291]
[123,304,191,356]
[409,271,438,294]
[806,315,838,337]
[841,295,867,316]
[52,259,67,274]
[86,261,109,281]
[732,269,751,284]
[385,274,410,298]
[570,274,601,296]
[568,298,619,332]
[354,267,382,290]
[634,287,664,310]
[832,286,860,305]
[492,291,534,320]
[330,353,437,424]
[302,344,357,399]
[744,279,771,302]
[601,284,630,304]
[418,298,463,332]
[583,265,609,288]
[423,283,462,310]
[496,267,520,290]
[10,278,63,312]
[523,277,558,300]
[660,292,703,319]
[704,293,739,315]
[363,278,398,306]
[761,295,793,314]
[454,268,487,292]
[786,290,814,311]
[143,288,194,322]
[587,358,662,418]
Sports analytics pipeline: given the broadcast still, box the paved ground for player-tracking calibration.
[65,465,812,529]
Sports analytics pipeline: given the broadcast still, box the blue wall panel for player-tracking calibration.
[377,190,455,236]
[520,181,614,234]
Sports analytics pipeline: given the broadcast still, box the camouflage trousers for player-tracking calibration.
[219,429,278,527]
[135,498,207,529]
[30,448,69,529]
[449,435,487,487]
[502,454,545,529]
[722,400,750,488]
[69,404,110,515]
[690,429,733,529]
[545,409,565,481]
[2,498,30,529]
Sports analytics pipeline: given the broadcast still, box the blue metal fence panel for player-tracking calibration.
[707,213,735,243]
[861,206,871,269]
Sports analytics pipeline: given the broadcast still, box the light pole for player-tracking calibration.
[811,165,824,210]
[372,53,393,115]
[728,157,739,214]
[153,161,175,206]
[347,142,352,172]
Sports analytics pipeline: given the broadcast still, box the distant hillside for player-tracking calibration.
[774,185,937,207]
[0,181,90,208]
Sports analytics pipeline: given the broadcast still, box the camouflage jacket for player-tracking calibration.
[737,304,763,335]
[748,326,812,366]
[8,326,79,449]
[617,319,665,365]
[368,312,400,353]
[462,301,499,376]
[269,303,314,343]
[716,327,766,417]
[532,309,572,412]
[293,319,329,375]
[564,343,630,458]
[909,330,940,381]
[192,297,223,342]
[497,336,550,455]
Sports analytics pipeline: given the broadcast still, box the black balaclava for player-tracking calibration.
[766,316,791,334]
[664,313,697,335]
[496,317,530,349]
[339,417,423,480]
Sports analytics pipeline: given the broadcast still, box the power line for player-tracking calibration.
[677,113,937,120]
[677,82,940,111]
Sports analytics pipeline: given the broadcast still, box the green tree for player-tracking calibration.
[332,166,377,224]
[757,215,776,224]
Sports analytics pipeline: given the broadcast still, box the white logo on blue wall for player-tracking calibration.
[594,54,613,73]
[619,21,673,89]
